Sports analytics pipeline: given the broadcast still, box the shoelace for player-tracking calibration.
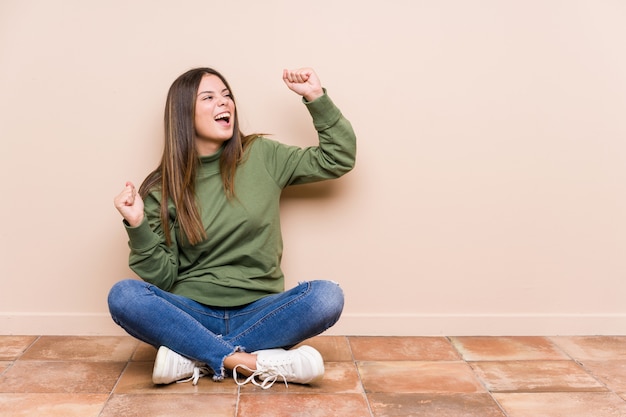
[177,365,210,385]
[233,364,288,389]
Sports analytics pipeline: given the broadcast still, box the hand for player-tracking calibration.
[282,68,324,102]
[113,181,144,227]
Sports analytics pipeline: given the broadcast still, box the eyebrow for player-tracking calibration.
[197,88,230,96]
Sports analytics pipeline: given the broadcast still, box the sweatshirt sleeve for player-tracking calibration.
[124,192,179,291]
[266,90,357,188]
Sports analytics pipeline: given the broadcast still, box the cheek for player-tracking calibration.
[194,110,214,131]
[194,102,213,123]
[193,119,212,140]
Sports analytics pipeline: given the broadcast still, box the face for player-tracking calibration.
[194,74,236,155]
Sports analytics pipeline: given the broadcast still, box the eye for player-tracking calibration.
[202,95,213,101]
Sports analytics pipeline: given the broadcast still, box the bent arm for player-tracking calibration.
[125,193,179,290]
[268,91,357,187]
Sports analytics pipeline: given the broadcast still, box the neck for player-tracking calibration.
[196,141,223,156]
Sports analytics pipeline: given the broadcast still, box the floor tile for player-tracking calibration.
[0,362,10,375]
[551,336,626,361]
[358,361,485,394]
[100,393,235,417]
[0,336,37,360]
[20,336,138,362]
[239,362,363,394]
[114,361,237,394]
[237,393,371,417]
[471,360,606,393]
[131,342,157,362]
[350,337,460,361]
[582,360,626,392]
[0,393,108,417]
[0,361,125,393]
[368,393,506,417]
[494,392,626,417]
[1,334,624,415]
[450,336,568,361]
[297,336,353,361]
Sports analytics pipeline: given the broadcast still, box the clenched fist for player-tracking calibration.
[113,181,144,227]
[283,68,324,102]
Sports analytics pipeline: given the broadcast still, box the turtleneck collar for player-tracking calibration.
[197,146,224,177]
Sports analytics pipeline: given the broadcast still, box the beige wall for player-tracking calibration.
[1,0,625,336]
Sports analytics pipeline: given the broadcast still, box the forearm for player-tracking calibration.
[126,217,179,290]
[300,92,357,180]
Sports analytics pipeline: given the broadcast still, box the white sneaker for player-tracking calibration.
[152,346,210,385]
[234,345,324,389]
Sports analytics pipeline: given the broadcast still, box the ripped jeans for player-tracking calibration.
[107,279,344,380]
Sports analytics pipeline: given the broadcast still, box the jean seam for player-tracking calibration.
[226,281,313,346]
[143,283,224,320]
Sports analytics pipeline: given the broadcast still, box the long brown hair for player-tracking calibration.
[139,67,258,246]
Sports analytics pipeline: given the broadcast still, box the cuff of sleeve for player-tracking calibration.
[304,89,342,131]
[124,218,159,250]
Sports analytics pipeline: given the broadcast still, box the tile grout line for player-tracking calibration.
[92,336,138,417]
[0,336,41,395]
[83,338,138,416]
[547,336,625,401]
[345,336,376,417]
[445,336,512,417]
[97,359,132,417]
[21,336,41,359]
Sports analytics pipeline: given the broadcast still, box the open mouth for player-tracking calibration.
[215,112,231,125]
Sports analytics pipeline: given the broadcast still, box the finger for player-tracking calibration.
[114,183,136,207]
[127,182,138,201]
[113,193,130,209]
[125,181,136,194]
[283,69,296,83]
[283,68,311,83]
[115,190,133,207]
[294,73,308,83]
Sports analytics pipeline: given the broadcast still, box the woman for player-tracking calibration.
[108,67,356,388]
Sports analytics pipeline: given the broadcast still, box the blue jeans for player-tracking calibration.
[107,279,344,380]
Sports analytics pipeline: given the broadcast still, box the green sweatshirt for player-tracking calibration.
[124,92,356,307]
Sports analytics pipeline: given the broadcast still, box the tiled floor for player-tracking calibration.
[1,335,626,416]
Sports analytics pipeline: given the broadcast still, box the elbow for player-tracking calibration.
[338,145,357,177]
[328,154,356,179]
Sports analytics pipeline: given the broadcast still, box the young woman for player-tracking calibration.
[108,67,356,388]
